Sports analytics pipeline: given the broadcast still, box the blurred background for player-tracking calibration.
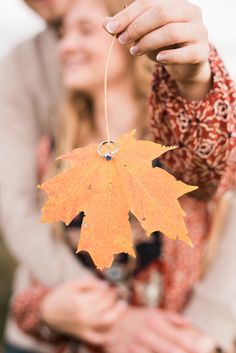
[0,0,236,79]
[0,0,236,352]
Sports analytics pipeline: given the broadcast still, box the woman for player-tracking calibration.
[9,0,236,352]
[6,1,152,352]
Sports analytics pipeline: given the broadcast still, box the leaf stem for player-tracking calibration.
[104,35,116,149]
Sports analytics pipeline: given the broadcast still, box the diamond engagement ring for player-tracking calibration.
[97,140,119,161]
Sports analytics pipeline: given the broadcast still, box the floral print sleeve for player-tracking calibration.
[12,284,67,345]
[150,46,236,199]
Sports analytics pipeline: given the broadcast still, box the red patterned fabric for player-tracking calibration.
[160,196,209,310]
[150,46,236,200]
[130,47,236,312]
[148,46,236,311]
[12,47,236,349]
[12,284,66,345]
[216,145,236,199]
[12,285,50,339]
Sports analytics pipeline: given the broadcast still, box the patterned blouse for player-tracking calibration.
[12,46,236,351]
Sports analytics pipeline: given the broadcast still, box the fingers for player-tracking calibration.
[177,327,216,353]
[77,301,127,345]
[81,329,111,346]
[117,3,199,45]
[150,314,215,353]
[77,285,117,310]
[103,0,150,34]
[164,311,191,328]
[156,43,210,64]
[129,22,206,56]
[87,287,119,314]
[93,300,128,330]
[128,344,151,353]
[149,316,194,351]
[136,330,186,353]
[77,284,126,329]
[102,0,208,67]
[103,0,202,38]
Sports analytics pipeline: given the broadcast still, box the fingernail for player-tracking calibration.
[106,20,119,34]
[156,52,166,62]
[118,32,129,44]
[130,46,139,56]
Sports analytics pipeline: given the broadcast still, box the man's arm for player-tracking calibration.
[0,33,90,285]
[183,193,236,350]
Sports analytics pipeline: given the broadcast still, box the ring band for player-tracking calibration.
[97,140,119,160]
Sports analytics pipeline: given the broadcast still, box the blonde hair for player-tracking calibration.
[57,0,153,155]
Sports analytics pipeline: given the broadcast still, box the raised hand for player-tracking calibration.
[103,0,212,100]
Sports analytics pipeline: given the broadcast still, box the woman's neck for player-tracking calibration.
[91,74,144,142]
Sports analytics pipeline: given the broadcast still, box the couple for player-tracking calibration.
[1,0,236,353]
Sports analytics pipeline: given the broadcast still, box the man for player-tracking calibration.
[0,2,91,351]
[0,0,89,285]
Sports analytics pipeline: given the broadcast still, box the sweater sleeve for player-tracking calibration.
[183,194,236,350]
[11,284,67,345]
[0,32,91,286]
[149,46,236,199]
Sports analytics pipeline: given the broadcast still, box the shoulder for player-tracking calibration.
[0,27,62,108]
[0,29,46,71]
[0,28,58,91]
[0,28,62,130]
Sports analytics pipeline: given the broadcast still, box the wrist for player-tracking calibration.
[39,291,64,342]
[39,290,57,330]
[175,61,213,100]
[38,292,50,323]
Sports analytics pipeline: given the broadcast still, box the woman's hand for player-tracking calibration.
[105,307,217,353]
[39,279,126,345]
[103,0,212,100]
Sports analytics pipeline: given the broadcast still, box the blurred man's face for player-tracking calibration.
[24,0,73,23]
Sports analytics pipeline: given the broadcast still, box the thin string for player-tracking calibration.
[104,35,117,148]
[104,3,126,148]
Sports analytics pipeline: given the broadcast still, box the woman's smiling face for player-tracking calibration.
[59,0,130,94]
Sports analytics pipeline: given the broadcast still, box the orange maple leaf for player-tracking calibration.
[40,131,196,269]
